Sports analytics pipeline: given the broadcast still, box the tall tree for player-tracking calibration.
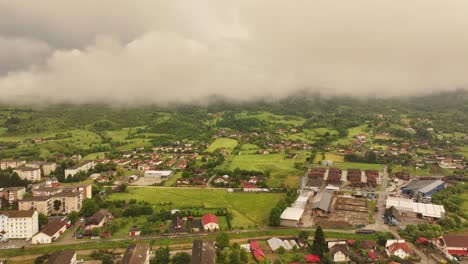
[311,226,327,257]
[171,252,190,264]
[216,232,230,249]
[153,246,170,264]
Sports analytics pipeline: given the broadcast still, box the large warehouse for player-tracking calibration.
[385,197,445,220]
[280,191,313,227]
[401,179,444,197]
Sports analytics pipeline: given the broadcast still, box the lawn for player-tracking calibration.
[83,151,106,160]
[163,171,183,186]
[391,165,453,176]
[240,143,260,154]
[331,162,382,170]
[206,138,238,153]
[109,187,285,228]
[225,153,308,187]
[313,152,344,164]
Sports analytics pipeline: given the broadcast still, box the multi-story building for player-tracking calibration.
[18,192,82,216]
[0,187,26,205]
[32,184,92,200]
[13,167,41,182]
[0,210,39,239]
[25,161,57,176]
[64,161,94,178]
[0,160,26,170]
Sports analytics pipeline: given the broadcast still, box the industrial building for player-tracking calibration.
[385,197,445,220]
[401,179,444,197]
[280,191,313,227]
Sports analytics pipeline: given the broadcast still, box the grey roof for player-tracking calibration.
[48,250,76,264]
[121,244,149,264]
[268,237,286,251]
[192,240,215,264]
[402,180,444,194]
[312,190,334,212]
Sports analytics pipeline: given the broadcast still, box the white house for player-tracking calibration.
[0,210,39,239]
[201,213,219,231]
[13,167,41,182]
[328,241,350,262]
[32,220,68,244]
[385,240,414,259]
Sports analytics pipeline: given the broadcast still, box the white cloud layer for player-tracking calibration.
[1,0,467,104]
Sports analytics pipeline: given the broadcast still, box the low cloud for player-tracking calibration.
[1,0,467,104]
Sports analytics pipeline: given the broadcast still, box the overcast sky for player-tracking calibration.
[0,0,467,104]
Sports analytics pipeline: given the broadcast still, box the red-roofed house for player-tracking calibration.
[385,240,414,259]
[435,234,468,257]
[201,213,219,231]
[304,254,320,263]
[242,184,268,192]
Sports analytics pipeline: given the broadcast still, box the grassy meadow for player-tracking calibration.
[206,138,238,153]
[224,152,308,187]
[109,187,285,228]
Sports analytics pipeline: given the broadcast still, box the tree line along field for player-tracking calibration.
[109,187,285,228]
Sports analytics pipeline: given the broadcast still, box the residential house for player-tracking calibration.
[328,241,350,262]
[31,220,68,244]
[48,250,77,264]
[242,184,268,192]
[137,163,151,171]
[189,219,203,233]
[192,240,216,264]
[201,213,219,231]
[385,240,414,259]
[128,228,142,237]
[121,243,150,264]
[13,167,41,182]
[435,234,468,257]
[86,209,111,229]
[0,210,39,239]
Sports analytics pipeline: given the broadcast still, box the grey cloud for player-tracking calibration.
[0,0,467,104]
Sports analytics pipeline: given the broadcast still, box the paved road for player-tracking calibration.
[388,228,436,264]
[367,165,389,231]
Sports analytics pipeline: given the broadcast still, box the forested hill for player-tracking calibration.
[1,90,466,136]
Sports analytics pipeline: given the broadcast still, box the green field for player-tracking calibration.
[206,138,238,153]
[109,187,285,228]
[391,165,453,176]
[332,124,368,146]
[225,152,307,186]
[240,143,260,154]
[236,111,305,126]
[313,152,344,164]
[331,162,381,170]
